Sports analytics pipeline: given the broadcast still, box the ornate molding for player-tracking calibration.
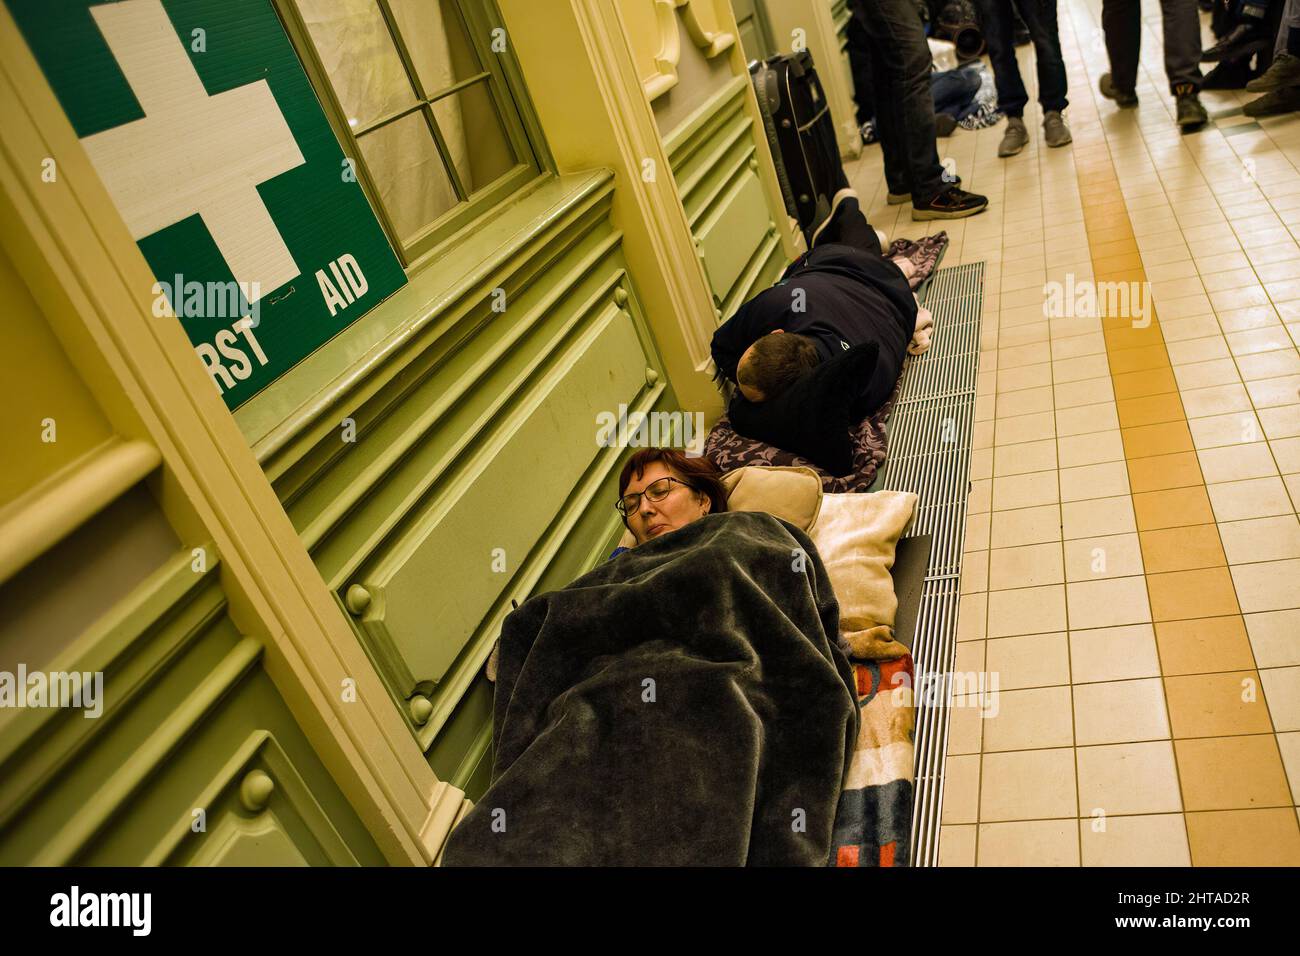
[643,0,736,101]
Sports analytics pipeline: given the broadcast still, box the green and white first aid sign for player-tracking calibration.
[10,0,407,409]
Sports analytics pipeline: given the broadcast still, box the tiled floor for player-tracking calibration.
[845,0,1300,865]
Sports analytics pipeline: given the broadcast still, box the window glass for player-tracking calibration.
[431,79,517,194]
[295,0,414,129]
[359,112,458,241]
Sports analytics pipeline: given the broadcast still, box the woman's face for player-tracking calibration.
[622,461,712,544]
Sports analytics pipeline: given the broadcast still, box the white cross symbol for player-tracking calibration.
[80,0,304,299]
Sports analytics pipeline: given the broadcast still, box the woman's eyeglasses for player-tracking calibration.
[615,476,693,517]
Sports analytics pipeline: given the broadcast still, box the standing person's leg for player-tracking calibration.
[1160,0,1205,91]
[1160,0,1208,127]
[1282,0,1300,55]
[1015,0,1072,146]
[855,0,989,219]
[978,0,1033,156]
[1100,0,1143,99]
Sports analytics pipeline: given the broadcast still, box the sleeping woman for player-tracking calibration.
[441,447,860,867]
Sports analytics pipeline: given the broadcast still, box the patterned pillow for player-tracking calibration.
[704,382,898,493]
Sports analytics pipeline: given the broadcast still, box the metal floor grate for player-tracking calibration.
[877,261,984,867]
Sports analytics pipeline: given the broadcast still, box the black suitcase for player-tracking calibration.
[750,50,850,245]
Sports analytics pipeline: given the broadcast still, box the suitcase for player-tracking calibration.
[750,50,850,245]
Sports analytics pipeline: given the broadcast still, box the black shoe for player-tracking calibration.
[1099,72,1139,108]
[1243,85,1300,117]
[1175,86,1209,129]
[912,186,988,221]
[935,112,958,137]
[1201,23,1265,63]
[1246,52,1300,92]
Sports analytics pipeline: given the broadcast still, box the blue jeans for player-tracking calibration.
[932,64,985,119]
[849,0,946,203]
[977,0,1069,116]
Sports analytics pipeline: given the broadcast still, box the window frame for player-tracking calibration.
[274,0,548,267]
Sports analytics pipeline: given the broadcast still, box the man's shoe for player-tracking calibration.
[1246,52,1300,92]
[811,187,858,246]
[912,186,989,221]
[935,112,959,137]
[887,190,911,205]
[1201,23,1265,63]
[1175,88,1208,129]
[998,116,1029,157]
[1043,111,1072,148]
[1099,72,1139,108]
[1243,85,1300,117]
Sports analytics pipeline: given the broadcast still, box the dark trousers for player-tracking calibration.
[977,0,1069,115]
[813,200,884,256]
[849,0,945,203]
[1102,0,1204,93]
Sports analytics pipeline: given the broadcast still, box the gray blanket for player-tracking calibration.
[441,512,859,866]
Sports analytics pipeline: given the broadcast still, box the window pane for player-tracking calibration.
[430,79,517,195]
[389,0,482,96]
[296,0,415,128]
[358,112,459,243]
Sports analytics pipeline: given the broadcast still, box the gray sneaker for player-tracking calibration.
[1043,111,1072,147]
[1176,90,1208,129]
[1245,52,1300,93]
[998,116,1029,157]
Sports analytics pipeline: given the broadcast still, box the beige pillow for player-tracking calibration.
[616,465,823,549]
[809,490,918,660]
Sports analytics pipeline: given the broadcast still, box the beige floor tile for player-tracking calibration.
[987,585,1068,638]
[981,685,1074,751]
[1059,461,1131,502]
[1076,741,1183,816]
[993,438,1058,476]
[1066,576,1152,629]
[1207,477,1295,522]
[1197,442,1279,483]
[1062,495,1137,540]
[1244,610,1300,668]
[990,504,1062,548]
[956,591,987,643]
[1074,678,1170,745]
[1070,624,1161,683]
[1054,375,1114,409]
[995,411,1057,446]
[1063,532,1144,581]
[948,694,986,756]
[938,825,977,866]
[941,754,981,825]
[1056,402,1120,438]
[988,542,1065,590]
[996,385,1054,419]
[992,470,1060,511]
[1230,558,1300,613]
[1188,411,1262,450]
[960,549,989,595]
[1260,666,1300,732]
[1218,515,1300,564]
[1178,382,1252,419]
[1079,813,1191,866]
[980,748,1078,821]
[978,820,1079,866]
[964,512,991,553]
[1057,429,1126,468]
[985,632,1071,690]
[1277,733,1300,804]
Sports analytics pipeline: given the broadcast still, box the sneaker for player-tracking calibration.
[1175,87,1208,129]
[1246,52,1300,92]
[998,116,1029,157]
[887,190,911,205]
[1243,85,1300,117]
[1043,111,1072,148]
[912,186,989,221]
[1099,72,1138,108]
[810,187,858,246]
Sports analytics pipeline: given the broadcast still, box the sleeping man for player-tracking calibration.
[710,188,932,417]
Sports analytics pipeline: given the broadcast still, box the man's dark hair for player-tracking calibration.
[737,333,820,401]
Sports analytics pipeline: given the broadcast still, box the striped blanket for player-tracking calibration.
[829,653,916,867]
